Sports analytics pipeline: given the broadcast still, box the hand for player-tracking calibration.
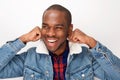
[68,28,97,48]
[19,26,41,43]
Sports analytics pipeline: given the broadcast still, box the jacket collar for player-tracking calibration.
[36,40,82,55]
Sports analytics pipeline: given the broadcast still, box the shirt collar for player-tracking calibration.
[36,40,82,55]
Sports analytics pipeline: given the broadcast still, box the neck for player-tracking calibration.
[52,41,68,56]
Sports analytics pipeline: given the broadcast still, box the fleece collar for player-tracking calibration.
[36,40,82,55]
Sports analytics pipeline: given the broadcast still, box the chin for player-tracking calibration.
[48,48,57,52]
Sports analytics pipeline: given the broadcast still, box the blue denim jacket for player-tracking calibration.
[0,39,120,80]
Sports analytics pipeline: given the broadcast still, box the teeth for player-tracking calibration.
[48,40,57,43]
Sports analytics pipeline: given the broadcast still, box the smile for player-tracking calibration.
[48,39,57,43]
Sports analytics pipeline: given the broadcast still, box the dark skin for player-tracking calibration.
[41,10,73,55]
[19,9,97,56]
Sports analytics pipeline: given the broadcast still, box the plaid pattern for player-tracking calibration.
[53,56,67,80]
[49,41,69,80]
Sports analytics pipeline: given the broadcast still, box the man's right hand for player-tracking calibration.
[19,26,41,44]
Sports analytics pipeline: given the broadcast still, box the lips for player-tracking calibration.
[46,38,58,47]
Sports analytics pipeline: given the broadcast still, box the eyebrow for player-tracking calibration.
[55,24,64,27]
[42,23,64,27]
[42,23,48,25]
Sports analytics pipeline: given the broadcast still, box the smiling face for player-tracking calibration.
[41,10,72,55]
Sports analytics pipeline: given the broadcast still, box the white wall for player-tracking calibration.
[0,0,120,80]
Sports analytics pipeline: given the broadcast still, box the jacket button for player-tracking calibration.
[98,48,101,52]
[30,74,34,78]
[81,73,85,78]
[45,71,49,76]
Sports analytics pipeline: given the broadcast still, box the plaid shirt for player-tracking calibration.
[49,41,69,80]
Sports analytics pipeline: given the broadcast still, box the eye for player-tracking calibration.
[56,26,62,30]
[55,25,63,30]
[42,25,49,30]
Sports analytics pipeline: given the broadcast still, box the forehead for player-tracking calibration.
[42,10,67,26]
[43,10,66,20]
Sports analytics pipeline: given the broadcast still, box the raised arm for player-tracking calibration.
[68,28,120,79]
[0,26,41,78]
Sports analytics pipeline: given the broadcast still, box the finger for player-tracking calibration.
[35,35,41,41]
[35,26,41,37]
[36,26,41,31]
[73,37,78,42]
[35,32,41,39]
[32,34,41,41]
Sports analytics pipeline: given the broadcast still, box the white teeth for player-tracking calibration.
[48,40,57,43]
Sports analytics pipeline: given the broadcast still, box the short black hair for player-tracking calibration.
[42,4,72,26]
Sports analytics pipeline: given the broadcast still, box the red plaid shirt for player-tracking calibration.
[49,41,69,80]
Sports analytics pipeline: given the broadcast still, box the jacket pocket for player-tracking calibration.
[69,64,93,80]
[23,67,45,80]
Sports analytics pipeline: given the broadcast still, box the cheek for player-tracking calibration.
[57,31,68,39]
[41,29,47,34]
[41,29,68,38]
[41,30,46,38]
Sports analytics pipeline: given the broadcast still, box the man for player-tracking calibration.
[0,4,120,80]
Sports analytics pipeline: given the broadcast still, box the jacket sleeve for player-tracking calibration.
[0,39,26,78]
[90,42,120,80]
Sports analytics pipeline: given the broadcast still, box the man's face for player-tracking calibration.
[41,10,71,55]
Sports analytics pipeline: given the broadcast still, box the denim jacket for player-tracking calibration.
[0,39,120,80]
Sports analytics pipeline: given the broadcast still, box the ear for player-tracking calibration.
[68,24,73,38]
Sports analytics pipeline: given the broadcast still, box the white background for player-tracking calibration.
[0,0,120,80]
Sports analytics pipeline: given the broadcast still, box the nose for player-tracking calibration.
[46,28,56,37]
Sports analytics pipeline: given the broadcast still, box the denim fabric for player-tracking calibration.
[0,39,120,80]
